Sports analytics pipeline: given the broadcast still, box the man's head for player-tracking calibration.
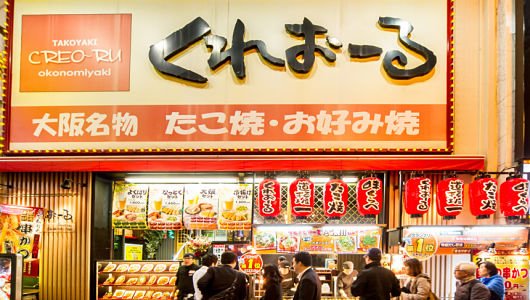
[454,262,477,281]
[183,253,195,266]
[201,254,219,267]
[363,248,382,264]
[292,251,312,274]
[279,261,291,275]
[342,261,354,275]
[278,255,287,265]
[220,251,238,268]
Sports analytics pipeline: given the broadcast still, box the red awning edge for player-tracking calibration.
[0,155,485,172]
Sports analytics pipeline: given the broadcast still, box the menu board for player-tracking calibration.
[218,184,253,230]
[357,229,381,252]
[254,231,277,250]
[0,205,43,260]
[276,232,300,253]
[299,234,334,253]
[147,185,184,230]
[112,184,148,229]
[183,185,219,230]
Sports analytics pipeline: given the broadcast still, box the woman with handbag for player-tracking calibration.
[401,258,433,300]
[261,264,283,300]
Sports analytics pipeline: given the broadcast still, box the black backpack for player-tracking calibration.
[210,273,239,300]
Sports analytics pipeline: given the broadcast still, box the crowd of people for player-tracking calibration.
[174,248,506,300]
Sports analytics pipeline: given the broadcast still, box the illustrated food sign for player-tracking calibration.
[112,184,149,229]
[0,205,43,260]
[9,0,450,153]
[147,185,184,230]
[183,185,219,230]
[218,185,252,230]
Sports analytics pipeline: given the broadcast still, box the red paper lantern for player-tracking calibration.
[436,177,464,220]
[258,178,281,218]
[404,177,431,218]
[289,177,314,217]
[324,179,348,218]
[469,177,497,219]
[356,177,383,217]
[500,177,529,219]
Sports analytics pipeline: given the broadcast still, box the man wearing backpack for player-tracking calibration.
[197,251,247,300]
[454,262,490,300]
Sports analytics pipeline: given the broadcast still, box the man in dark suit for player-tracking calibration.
[197,251,247,300]
[292,251,321,300]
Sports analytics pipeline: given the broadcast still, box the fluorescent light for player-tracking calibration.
[309,177,330,183]
[342,176,359,183]
[124,176,239,184]
[466,226,526,233]
[321,225,379,231]
[244,177,263,183]
[277,177,296,183]
[254,225,312,232]
[406,226,465,233]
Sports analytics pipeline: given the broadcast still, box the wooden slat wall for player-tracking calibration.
[0,172,91,300]
[423,254,470,300]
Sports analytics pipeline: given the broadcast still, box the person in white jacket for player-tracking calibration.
[192,254,218,300]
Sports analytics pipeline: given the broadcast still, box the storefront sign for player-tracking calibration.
[44,208,75,232]
[183,185,219,230]
[112,184,148,229]
[239,253,263,275]
[124,243,143,261]
[402,232,438,261]
[218,184,252,230]
[404,177,431,217]
[436,177,464,219]
[147,185,184,230]
[500,177,529,218]
[289,177,314,218]
[258,178,281,218]
[9,0,451,153]
[356,177,383,217]
[323,179,348,218]
[469,177,497,218]
[0,205,43,260]
[473,252,529,300]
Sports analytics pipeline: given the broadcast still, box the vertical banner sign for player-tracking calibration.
[469,177,497,219]
[183,185,218,230]
[112,184,148,229]
[289,178,314,217]
[356,177,383,217]
[258,178,281,218]
[19,14,132,92]
[218,184,252,230]
[500,177,529,218]
[404,177,431,217]
[323,179,349,218]
[436,177,464,220]
[147,185,184,230]
[473,253,529,300]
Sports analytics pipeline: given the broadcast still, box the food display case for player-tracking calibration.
[0,254,23,300]
[96,260,180,299]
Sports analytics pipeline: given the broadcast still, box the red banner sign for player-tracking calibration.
[469,177,497,218]
[258,179,281,218]
[356,177,383,217]
[323,179,348,218]
[289,178,314,217]
[500,177,529,218]
[436,177,464,219]
[404,177,431,217]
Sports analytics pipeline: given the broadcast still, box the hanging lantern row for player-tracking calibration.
[256,175,383,219]
[404,175,529,220]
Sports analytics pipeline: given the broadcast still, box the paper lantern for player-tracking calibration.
[436,177,464,220]
[258,178,281,218]
[289,177,314,217]
[324,179,348,218]
[500,177,529,219]
[356,177,383,217]
[469,176,497,219]
[404,177,431,218]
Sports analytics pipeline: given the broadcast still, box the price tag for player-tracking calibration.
[403,232,438,261]
[239,253,263,275]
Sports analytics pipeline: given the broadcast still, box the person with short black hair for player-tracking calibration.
[277,255,287,266]
[261,264,283,300]
[292,251,321,300]
[197,251,247,300]
[401,258,433,300]
[193,254,218,300]
[351,248,401,300]
[479,261,504,300]
[176,253,200,300]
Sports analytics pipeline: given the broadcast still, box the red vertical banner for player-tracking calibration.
[500,177,529,219]
[258,178,281,218]
[469,177,497,219]
[323,179,348,218]
[356,177,383,217]
[436,177,464,219]
[404,177,431,217]
[289,177,314,217]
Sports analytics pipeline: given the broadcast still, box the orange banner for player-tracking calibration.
[10,104,445,148]
[20,14,131,92]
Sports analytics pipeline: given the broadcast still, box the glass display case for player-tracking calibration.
[96,260,180,299]
[0,254,23,300]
